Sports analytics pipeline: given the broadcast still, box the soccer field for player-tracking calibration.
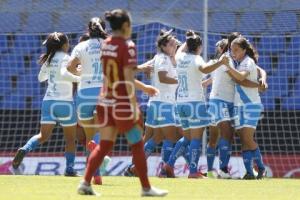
[0,176,299,200]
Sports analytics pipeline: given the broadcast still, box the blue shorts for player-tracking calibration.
[177,101,211,130]
[174,105,182,127]
[208,99,234,126]
[145,101,176,128]
[41,100,77,127]
[76,87,100,120]
[233,103,263,130]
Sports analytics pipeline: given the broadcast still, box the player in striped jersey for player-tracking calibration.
[12,32,80,176]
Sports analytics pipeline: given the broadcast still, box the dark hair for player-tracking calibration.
[215,38,228,59]
[223,32,241,53]
[39,32,68,65]
[185,30,202,53]
[156,29,174,53]
[231,37,258,63]
[79,32,90,42]
[88,17,108,39]
[104,9,131,31]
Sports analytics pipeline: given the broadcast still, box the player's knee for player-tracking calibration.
[125,126,142,144]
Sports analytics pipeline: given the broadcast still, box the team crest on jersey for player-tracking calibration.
[128,49,135,57]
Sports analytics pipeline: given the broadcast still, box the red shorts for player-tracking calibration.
[96,99,143,133]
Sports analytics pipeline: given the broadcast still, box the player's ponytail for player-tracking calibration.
[231,37,258,63]
[88,17,108,39]
[104,9,130,31]
[185,30,202,54]
[39,32,68,65]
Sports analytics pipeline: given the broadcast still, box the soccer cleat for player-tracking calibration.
[256,168,266,179]
[77,180,100,196]
[124,166,137,177]
[218,169,231,179]
[207,171,218,179]
[100,156,111,175]
[12,149,26,169]
[64,167,78,177]
[243,173,256,180]
[188,172,207,179]
[92,175,102,185]
[141,186,168,197]
[163,164,175,178]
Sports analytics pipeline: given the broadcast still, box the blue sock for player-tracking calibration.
[242,150,254,175]
[161,140,174,163]
[167,137,189,167]
[93,132,101,144]
[252,148,265,170]
[144,138,157,159]
[225,143,232,167]
[218,138,230,170]
[21,135,40,153]
[94,168,100,176]
[65,152,75,171]
[183,145,190,165]
[206,146,216,171]
[189,139,202,174]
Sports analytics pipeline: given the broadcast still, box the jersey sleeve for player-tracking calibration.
[194,55,205,68]
[123,41,137,68]
[156,55,169,72]
[71,44,82,60]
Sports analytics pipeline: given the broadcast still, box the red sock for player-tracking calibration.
[131,141,151,189]
[84,140,114,183]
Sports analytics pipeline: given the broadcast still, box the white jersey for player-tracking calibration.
[210,52,235,103]
[71,38,103,90]
[38,52,73,101]
[234,55,261,106]
[175,52,206,102]
[150,53,178,103]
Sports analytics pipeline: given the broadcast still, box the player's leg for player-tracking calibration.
[62,125,77,176]
[12,100,56,169]
[78,126,117,195]
[217,120,233,177]
[206,125,219,178]
[12,124,55,169]
[125,124,168,196]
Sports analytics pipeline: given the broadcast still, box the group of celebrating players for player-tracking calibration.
[11,8,268,197]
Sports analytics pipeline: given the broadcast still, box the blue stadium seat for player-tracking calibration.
[0,53,25,75]
[237,12,267,34]
[257,37,285,54]
[281,96,300,110]
[267,75,289,98]
[208,0,223,10]
[280,0,300,11]
[177,13,203,30]
[260,94,275,110]
[0,35,8,53]
[249,0,281,10]
[0,12,21,33]
[222,0,251,10]
[66,0,98,11]
[23,13,52,33]
[270,12,298,34]
[258,54,273,75]
[278,54,300,76]
[287,36,300,54]
[55,13,85,32]
[33,0,65,11]
[0,70,11,95]
[2,94,26,109]
[129,0,159,12]
[207,34,222,56]
[1,0,33,12]
[13,35,41,55]
[209,12,236,33]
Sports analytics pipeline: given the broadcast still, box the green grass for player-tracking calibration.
[0,175,300,200]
